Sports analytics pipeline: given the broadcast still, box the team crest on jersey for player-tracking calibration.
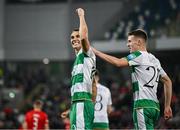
[127,53,136,60]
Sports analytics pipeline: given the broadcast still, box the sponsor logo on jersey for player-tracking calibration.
[127,54,136,60]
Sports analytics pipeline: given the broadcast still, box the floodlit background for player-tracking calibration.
[0,0,180,129]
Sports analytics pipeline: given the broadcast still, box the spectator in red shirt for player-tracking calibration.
[22,100,49,130]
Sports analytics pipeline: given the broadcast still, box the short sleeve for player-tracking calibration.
[107,89,112,105]
[44,113,49,124]
[85,47,96,61]
[125,51,142,66]
[159,65,167,77]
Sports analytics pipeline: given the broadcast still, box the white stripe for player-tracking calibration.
[137,109,146,129]
[131,72,137,82]
[76,103,85,130]
[72,64,84,76]
[71,83,91,96]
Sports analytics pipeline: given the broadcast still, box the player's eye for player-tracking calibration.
[71,36,74,39]
[76,35,80,38]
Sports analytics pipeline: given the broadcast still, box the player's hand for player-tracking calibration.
[164,106,173,120]
[61,110,69,119]
[76,8,85,16]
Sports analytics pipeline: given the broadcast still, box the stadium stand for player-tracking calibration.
[104,0,180,40]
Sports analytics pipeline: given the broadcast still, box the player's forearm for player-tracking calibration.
[79,15,88,40]
[92,78,97,102]
[22,122,27,130]
[162,76,172,107]
[164,79,172,107]
[107,105,112,114]
[78,9,90,52]
[93,48,123,67]
[45,124,49,130]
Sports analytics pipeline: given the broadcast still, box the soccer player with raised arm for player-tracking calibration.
[93,29,172,129]
[61,8,96,130]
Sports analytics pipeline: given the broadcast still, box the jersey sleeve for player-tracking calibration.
[85,47,96,61]
[25,113,29,122]
[107,89,112,105]
[158,64,167,77]
[44,113,49,125]
[125,51,142,66]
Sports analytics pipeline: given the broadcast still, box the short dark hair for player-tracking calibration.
[34,100,43,107]
[73,28,79,32]
[128,29,148,42]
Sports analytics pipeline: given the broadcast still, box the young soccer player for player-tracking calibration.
[93,29,172,129]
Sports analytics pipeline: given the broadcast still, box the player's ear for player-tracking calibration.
[137,39,141,46]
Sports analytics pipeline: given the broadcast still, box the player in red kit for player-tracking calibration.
[22,100,49,130]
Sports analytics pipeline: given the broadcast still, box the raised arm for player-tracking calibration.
[92,47,129,67]
[92,77,97,103]
[160,75,173,120]
[76,8,90,52]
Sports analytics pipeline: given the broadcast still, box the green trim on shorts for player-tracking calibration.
[134,99,160,111]
[93,122,109,129]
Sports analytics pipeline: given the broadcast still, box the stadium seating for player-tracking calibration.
[104,0,180,40]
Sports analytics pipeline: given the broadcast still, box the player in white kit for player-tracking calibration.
[93,70,112,130]
[92,29,172,129]
[61,8,96,130]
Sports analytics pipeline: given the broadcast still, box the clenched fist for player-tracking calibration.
[76,8,85,16]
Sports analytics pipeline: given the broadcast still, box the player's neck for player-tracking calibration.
[34,108,41,111]
[139,46,147,52]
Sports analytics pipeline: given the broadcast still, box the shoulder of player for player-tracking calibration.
[42,111,48,117]
[82,47,95,57]
[147,52,161,65]
[98,84,110,91]
[126,51,143,61]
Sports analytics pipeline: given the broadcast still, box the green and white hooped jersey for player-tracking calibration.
[94,83,112,124]
[126,51,167,110]
[71,47,96,102]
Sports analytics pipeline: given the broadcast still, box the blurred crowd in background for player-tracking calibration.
[0,52,180,129]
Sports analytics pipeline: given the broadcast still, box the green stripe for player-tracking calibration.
[72,92,92,101]
[70,103,77,129]
[132,81,139,92]
[131,66,136,73]
[126,51,142,61]
[143,108,155,129]
[74,52,88,66]
[133,51,142,57]
[84,101,94,129]
[133,109,139,130]
[93,123,109,129]
[134,99,160,111]
[74,53,84,66]
[130,65,139,73]
[71,73,83,86]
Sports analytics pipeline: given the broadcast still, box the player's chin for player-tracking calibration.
[129,50,133,53]
[74,46,81,50]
